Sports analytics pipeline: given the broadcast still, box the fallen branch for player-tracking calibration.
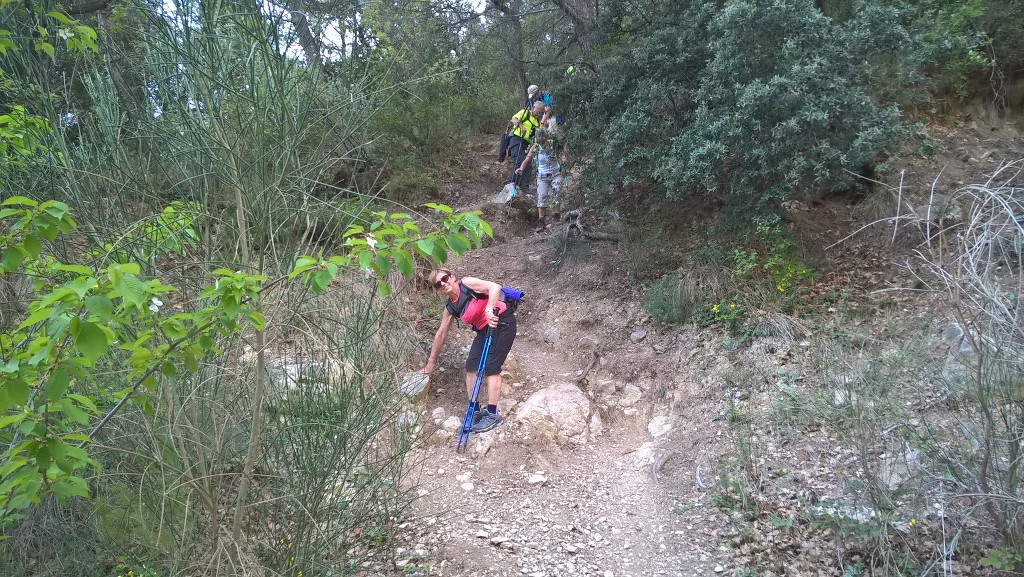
[560,208,620,242]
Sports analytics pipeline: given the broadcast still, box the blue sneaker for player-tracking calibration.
[472,409,487,424]
[470,411,503,432]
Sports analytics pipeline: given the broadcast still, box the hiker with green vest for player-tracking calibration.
[506,99,545,196]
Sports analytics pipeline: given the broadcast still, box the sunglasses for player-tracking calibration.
[433,273,451,289]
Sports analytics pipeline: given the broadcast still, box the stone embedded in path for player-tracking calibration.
[515,382,594,444]
[430,407,446,424]
[618,384,642,407]
[647,415,672,437]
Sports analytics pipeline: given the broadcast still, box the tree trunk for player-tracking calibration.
[289,8,324,69]
[490,0,528,101]
[551,0,595,56]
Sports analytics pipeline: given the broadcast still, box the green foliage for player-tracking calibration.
[979,546,1022,571]
[890,0,1009,102]
[709,300,746,331]
[360,0,517,201]
[291,205,492,298]
[732,223,816,298]
[0,197,489,533]
[643,275,691,324]
[561,0,910,224]
[0,3,98,170]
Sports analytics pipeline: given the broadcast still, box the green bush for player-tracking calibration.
[560,0,910,226]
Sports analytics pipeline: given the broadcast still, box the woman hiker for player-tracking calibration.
[516,128,562,232]
[417,268,518,432]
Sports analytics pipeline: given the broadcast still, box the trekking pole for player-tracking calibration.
[456,325,495,453]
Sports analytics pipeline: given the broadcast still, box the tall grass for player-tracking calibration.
[0,0,426,574]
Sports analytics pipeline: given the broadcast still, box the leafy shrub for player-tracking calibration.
[560,0,910,227]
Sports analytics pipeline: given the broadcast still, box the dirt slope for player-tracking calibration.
[387,117,1024,577]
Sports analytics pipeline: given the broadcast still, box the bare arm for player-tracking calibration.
[518,143,538,173]
[418,309,456,374]
[461,276,503,327]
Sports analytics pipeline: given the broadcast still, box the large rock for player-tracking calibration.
[400,372,429,402]
[515,382,593,444]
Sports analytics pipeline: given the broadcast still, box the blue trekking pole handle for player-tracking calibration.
[456,324,496,453]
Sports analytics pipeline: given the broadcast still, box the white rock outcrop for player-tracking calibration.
[514,382,593,444]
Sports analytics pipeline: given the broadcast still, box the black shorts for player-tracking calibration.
[465,311,517,376]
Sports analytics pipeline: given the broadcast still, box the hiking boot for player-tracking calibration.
[470,411,503,432]
[472,409,487,424]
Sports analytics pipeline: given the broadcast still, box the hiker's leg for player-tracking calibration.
[485,374,502,406]
[537,176,551,219]
[507,138,525,184]
[465,371,476,400]
[480,312,516,404]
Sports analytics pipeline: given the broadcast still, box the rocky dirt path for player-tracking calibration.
[389,146,738,576]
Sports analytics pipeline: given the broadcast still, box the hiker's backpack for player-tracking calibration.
[447,283,525,320]
[501,286,524,313]
[497,122,513,162]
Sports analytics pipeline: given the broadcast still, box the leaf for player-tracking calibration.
[222,295,241,318]
[0,413,26,430]
[392,248,413,277]
[2,378,30,407]
[415,239,435,258]
[198,334,215,350]
[431,242,447,264]
[289,256,319,279]
[83,295,114,323]
[358,250,373,270]
[424,202,453,215]
[1,196,38,207]
[446,234,470,255]
[246,310,265,331]
[161,318,187,340]
[72,321,108,364]
[373,253,392,275]
[50,476,88,500]
[159,360,177,377]
[377,282,392,299]
[66,276,93,299]
[43,367,71,401]
[19,305,53,329]
[56,398,89,425]
[1,247,24,272]
[312,269,333,295]
[183,350,199,373]
[114,274,146,309]
[46,10,75,24]
[65,393,96,413]
[342,225,365,238]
